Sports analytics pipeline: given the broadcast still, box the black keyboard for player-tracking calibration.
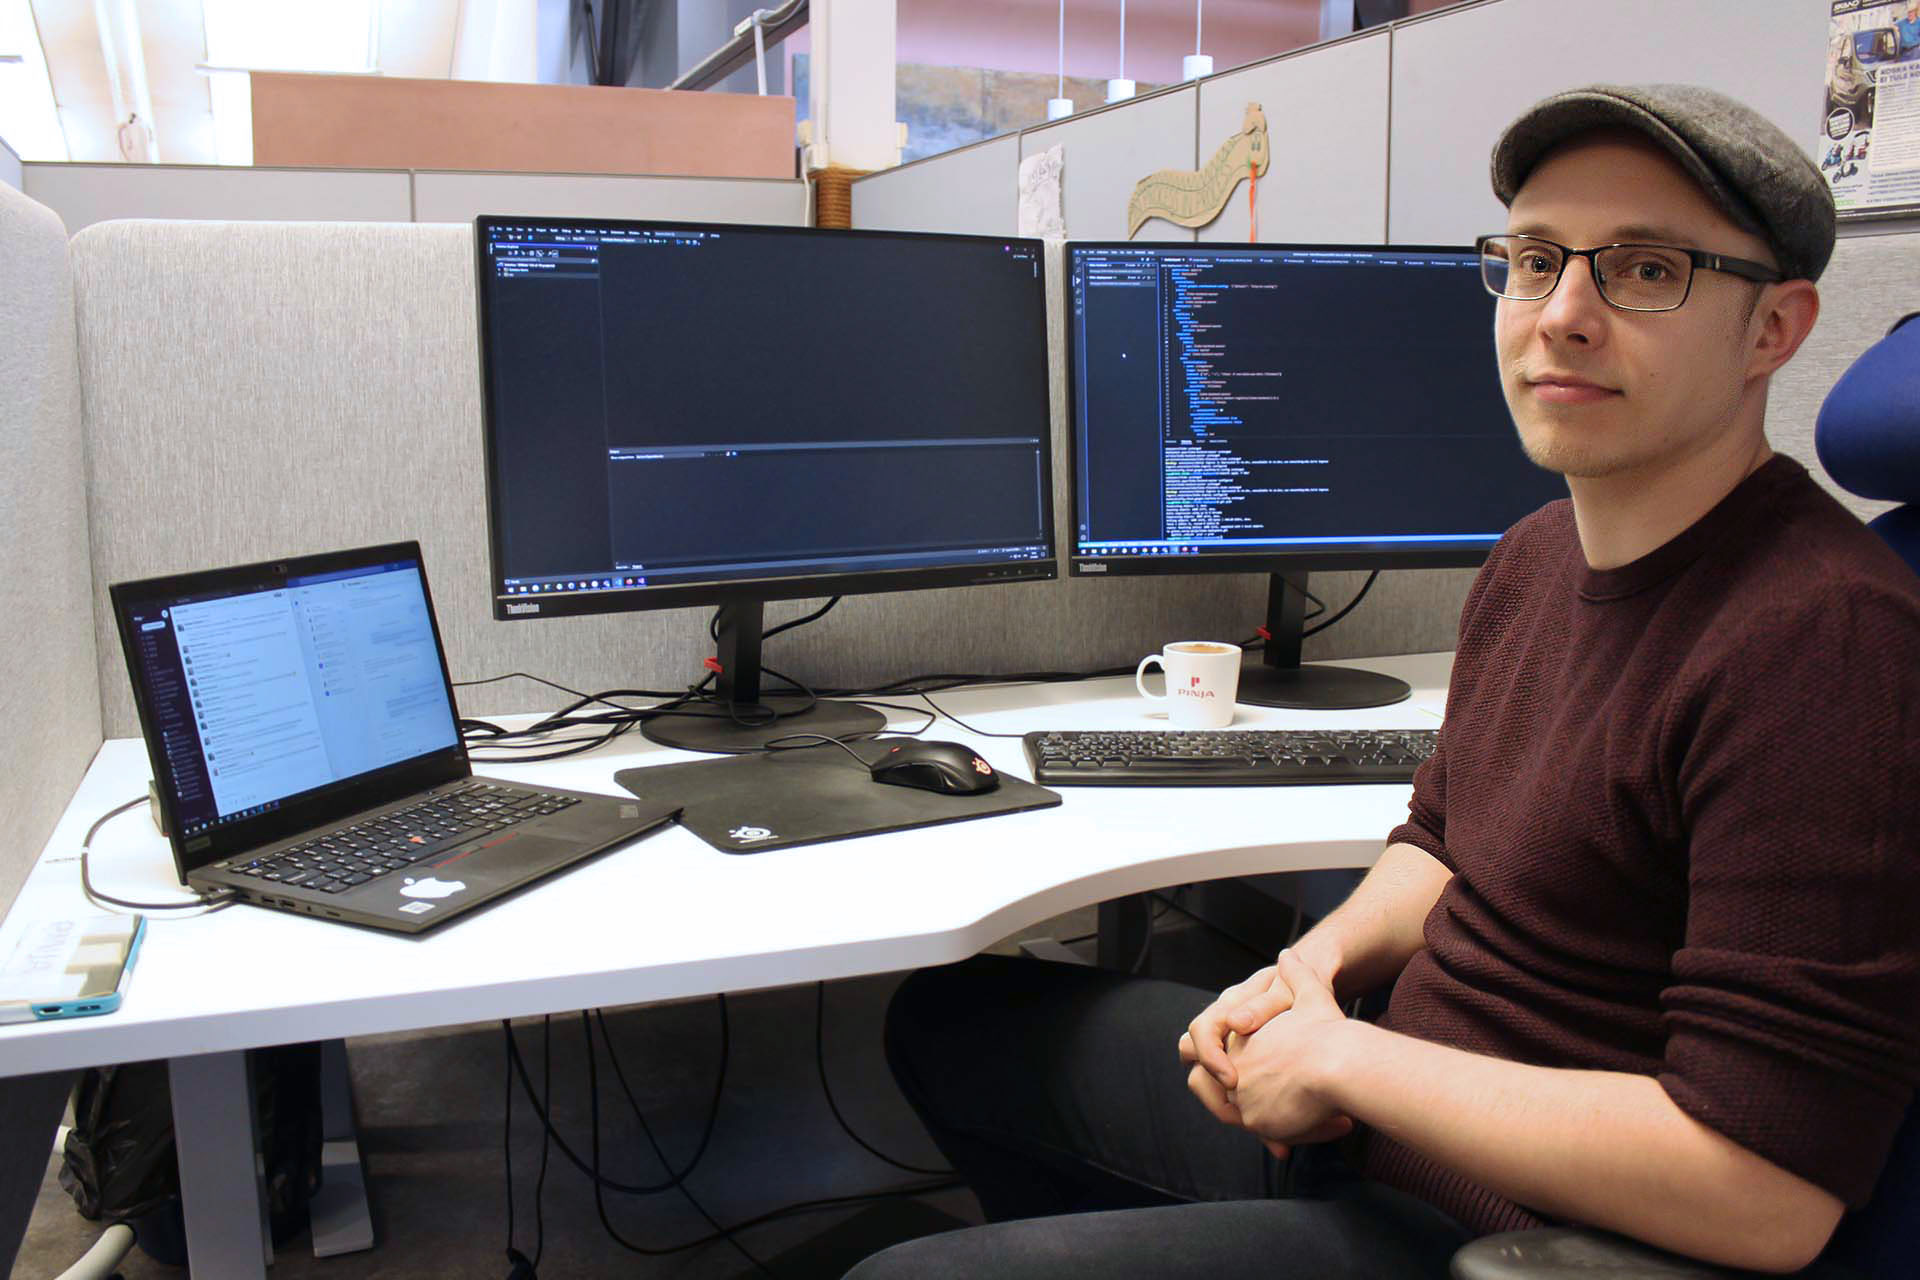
[1023,728,1438,787]
[236,781,580,895]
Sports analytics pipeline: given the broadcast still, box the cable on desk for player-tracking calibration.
[1303,571,1380,640]
[913,692,1029,740]
[758,595,842,641]
[814,982,953,1176]
[79,795,236,914]
[835,662,1134,700]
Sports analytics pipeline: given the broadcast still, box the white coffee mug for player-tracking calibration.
[1136,641,1241,729]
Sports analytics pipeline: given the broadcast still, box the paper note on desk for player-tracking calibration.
[0,914,145,1023]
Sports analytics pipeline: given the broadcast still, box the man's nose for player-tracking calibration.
[1536,255,1610,344]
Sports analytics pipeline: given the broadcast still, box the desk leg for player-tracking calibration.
[0,1070,76,1277]
[170,1050,270,1276]
[1097,895,1152,971]
[309,1038,373,1257]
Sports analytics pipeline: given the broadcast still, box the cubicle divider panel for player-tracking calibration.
[1020,85,1201,243]
[0,184,102,917]
[23,164,414,235]
[411,171,809,227]
[65,218,668,738]
[1385,0,1831,247]
[849,134,1021,237]
[1196,28,1391,246]
[0,137,21,194]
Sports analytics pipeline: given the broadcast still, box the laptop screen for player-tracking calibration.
[121,555,461,840]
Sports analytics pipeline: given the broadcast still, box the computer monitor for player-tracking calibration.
[475,217,1056,752]
[1066,242,1565,710]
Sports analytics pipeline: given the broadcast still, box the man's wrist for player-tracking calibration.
[1309,1018,1381,1112]
[1291,934,1343,992]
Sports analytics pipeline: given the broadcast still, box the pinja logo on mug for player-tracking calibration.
[1139,642,1241,728]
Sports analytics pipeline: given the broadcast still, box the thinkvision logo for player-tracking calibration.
[506,602,540,615]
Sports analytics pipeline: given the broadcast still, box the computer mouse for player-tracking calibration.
[869,740,1001,795]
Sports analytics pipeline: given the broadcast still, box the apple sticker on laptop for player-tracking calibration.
[401,877,467,900]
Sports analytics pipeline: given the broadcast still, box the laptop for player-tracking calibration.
[110,542,681,934]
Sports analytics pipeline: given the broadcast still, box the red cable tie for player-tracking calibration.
[1256,625,1272,641]
[703,657,724,674]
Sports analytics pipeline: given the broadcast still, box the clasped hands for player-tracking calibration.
[1177,949,1354,1160]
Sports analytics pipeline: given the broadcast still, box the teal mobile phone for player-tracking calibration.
[0,914,146,1022]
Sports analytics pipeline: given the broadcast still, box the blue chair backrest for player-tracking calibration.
[1817,311,1920,578]
[1814,311,1920,1276]
[1827,1108,1920,1275]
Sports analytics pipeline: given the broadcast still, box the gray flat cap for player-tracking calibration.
[1490,83,1835,282]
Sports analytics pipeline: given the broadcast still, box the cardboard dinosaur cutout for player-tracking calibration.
[1127,103,1270,237]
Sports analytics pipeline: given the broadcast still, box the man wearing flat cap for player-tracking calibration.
[850,85,1920,1279]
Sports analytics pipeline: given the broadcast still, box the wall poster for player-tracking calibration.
[1824,0,1920,216]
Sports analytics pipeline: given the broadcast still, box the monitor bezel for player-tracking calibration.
[1061,240,1530,579]
[473,215,1059,623]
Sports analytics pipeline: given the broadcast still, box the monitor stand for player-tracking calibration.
[640,600,885,754]
[1237,572,1410,711]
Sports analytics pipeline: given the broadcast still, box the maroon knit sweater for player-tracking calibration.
[1362,456,1920,1237]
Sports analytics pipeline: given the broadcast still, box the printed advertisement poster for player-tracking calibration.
[1824,0,1920,215]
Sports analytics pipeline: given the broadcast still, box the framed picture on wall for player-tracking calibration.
[1822,0,1920,218]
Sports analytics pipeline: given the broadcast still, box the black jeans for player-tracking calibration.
[846,954,1472,1278]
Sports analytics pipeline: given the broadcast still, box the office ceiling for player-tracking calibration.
[0,0,1351,166]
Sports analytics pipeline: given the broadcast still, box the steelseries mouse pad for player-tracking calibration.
[614,749,1060,853]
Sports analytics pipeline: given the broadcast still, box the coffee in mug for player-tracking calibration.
[1136,641,1241,729]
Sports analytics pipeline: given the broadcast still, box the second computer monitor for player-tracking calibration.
[1066,242,1565,708]
[476,218,1056,750]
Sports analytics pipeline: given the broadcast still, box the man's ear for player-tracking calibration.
[1748,279,1820,379]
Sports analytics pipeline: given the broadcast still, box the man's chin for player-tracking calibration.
[1517,433,1639,481]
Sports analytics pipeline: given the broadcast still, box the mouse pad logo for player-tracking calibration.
[400,876,467,899]
[729,825,776,845]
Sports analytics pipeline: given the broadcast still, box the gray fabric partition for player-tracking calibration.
[71,220,1324,739]
[0,184,102,920]
[411,170,808,226]
[26,164,413,234]
[1386,0,1829,246]
[850,134,1020,237]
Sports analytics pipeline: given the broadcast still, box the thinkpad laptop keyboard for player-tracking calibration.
[236,781,580,895]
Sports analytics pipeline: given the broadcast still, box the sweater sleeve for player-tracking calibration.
[1659,583,1920,1207]
[1389,528,1523,870]
[1389,743,1450,868]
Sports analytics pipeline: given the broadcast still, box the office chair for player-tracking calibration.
[1451,314,1920,1279]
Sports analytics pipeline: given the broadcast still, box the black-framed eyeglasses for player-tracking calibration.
[1476,234,1783,312]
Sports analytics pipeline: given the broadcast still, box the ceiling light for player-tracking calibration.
[1048,0,1071,120]
[1184,1,1212,80]
[1106,0,1134,103]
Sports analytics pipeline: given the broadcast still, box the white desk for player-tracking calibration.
[0,652,1448,1276]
